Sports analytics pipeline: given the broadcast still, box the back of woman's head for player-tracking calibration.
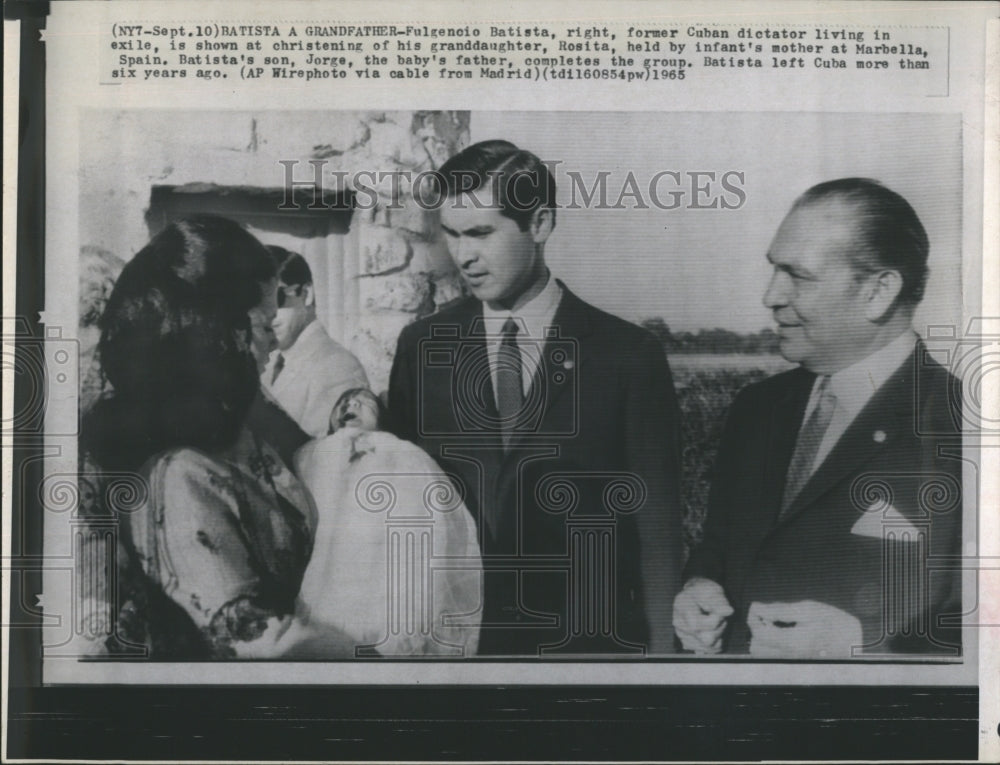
[84,216,276,472]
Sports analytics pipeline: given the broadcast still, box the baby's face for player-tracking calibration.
[331,390,380,432]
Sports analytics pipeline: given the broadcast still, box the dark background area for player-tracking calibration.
[4,685,980,761]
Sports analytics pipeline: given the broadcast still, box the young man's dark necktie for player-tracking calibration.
[495,318,523,450]
[780,375,837,517]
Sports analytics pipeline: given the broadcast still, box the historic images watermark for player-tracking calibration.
[278,159,748,213]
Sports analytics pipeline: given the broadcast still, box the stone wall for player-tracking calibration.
[341,111,470,392]
[80,109,471,394]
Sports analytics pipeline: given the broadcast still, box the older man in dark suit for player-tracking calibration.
[675,178,963,658]
[389,140,683,656]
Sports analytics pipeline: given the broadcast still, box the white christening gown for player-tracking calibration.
[293,427,482,656]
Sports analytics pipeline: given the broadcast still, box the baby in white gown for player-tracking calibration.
[293,388,482,657]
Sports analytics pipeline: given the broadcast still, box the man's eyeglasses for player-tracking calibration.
[276,284,303,308]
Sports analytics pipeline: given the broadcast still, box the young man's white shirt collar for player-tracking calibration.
[803,328,919,472]
[481,273,563,398]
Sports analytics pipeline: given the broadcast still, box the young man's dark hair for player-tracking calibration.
[434,139,557,231]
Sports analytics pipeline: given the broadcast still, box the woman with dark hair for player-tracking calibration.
[83,215,348,658]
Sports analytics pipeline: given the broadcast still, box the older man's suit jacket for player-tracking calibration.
[685,344,963,654]
[388,284,683,656]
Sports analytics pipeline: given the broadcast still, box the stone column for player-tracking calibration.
[323,111,471,394]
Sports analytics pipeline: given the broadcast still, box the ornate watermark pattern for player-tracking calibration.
[416,321,580,439]
[534,471,648,655]
[346,470,477,657]
[849,471,963,657]
[2,319,80,437]
[921,317,1000,435]
[36,467,152,656]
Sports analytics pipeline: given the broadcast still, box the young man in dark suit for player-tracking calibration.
[675,178,963,658]
[389,140,683,656]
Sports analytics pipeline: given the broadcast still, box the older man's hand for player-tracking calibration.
[748,600,863,659]
[672,577,734,654]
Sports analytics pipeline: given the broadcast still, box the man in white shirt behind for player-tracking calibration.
[262,246,369,438]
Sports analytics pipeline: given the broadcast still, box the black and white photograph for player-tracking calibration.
[4,0,997,761]
[60,107,971,668]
